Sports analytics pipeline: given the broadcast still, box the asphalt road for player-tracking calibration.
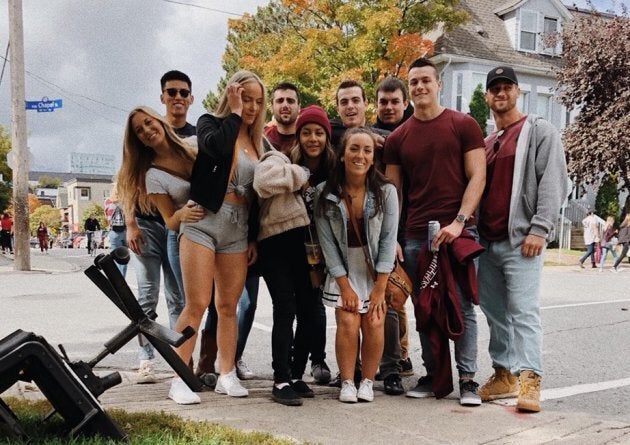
[2,247,630,441]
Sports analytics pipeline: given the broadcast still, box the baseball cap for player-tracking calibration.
[486,66,519,89]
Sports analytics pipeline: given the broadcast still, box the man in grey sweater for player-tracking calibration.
[477,66,569,413]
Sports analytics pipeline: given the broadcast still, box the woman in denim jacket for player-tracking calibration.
[314,127,398,403]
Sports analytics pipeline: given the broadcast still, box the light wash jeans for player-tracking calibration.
[166,229,184,295]
[134,218,184,361]
[478,238,544,376]
[108,229,128,277]
[403,235,478,378]
[599,241,618,271]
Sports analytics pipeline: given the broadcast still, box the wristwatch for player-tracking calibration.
[455,214,467,224]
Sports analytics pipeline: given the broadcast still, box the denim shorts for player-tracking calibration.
[181,201,248,254]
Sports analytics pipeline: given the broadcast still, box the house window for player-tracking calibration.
[455,73,463,111]
[536,94,552,121]
[543,17,560,55]
[520,10,538,51]
[518,90,530,114]
[80,188,90,201]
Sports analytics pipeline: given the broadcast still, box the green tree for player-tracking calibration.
[551,9,630,190]
[595,174,620,220]
[468,83,489,137]
[206,0,469,116]
[29,205,61,235]
[81,203,106,230]
[0,125,12,212]
[37,175,62,189]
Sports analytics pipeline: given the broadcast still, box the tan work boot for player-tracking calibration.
[478,367,519,401]
[516,370,541,412]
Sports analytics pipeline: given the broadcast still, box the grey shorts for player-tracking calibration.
[181,201,248,254]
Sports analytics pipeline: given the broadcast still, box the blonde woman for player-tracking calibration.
[173,70,268,403]
[117,106,202,392]
[598,216,618,272]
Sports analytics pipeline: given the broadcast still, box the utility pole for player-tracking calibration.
[8,0,30,271]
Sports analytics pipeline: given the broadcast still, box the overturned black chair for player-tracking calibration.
[0,329,126,441]
[83,246,201,392]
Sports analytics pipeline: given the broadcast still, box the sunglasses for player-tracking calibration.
[163,88,191,98]
[493,129,505,153]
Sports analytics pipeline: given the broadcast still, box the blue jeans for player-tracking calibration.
[166,229,184,295]
[134,218,184,361]
[108,229,127,277]
[478,238,544,376]
[403,237,478,378]
[599,242,618,270]
[203,274,260,360]
[579,242,596,267]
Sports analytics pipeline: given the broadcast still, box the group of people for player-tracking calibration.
[113,59,570,414]
[579,210,630,272]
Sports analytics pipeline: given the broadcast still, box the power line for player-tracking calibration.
[0,53,126,126]
[159,0,244,16]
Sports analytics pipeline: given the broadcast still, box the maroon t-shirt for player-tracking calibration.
[264,126,296,156]
[478,116,526,241]
[383,108,485,239]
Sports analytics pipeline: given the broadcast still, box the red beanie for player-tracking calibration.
[295,105,331,140]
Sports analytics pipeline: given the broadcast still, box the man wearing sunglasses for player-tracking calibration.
[160,70,195,137]
[477,66,569,413]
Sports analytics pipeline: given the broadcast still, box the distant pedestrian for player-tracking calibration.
[598,216,618,272]
[36,221,49,253]
[84,214,101,255]
[612,212,630,272]
[578,211,599,269]
[1,212,14,254]
[104,183,128,277]
[477,66,569,413]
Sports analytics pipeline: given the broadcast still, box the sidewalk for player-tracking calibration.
[6,372,629,445]
[0,251,79,274]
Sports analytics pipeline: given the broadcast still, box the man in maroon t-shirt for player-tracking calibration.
[477,66,568,414]
[264,82,300,156]
[383,57,486,406]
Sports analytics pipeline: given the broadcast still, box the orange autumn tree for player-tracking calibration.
[204,0,468,117]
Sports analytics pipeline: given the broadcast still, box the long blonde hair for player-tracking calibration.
[214,70,266,157]
[117,106,196,215]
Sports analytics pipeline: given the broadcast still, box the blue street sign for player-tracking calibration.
[25,97,63,112]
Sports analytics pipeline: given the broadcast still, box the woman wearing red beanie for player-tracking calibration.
[253,105,335,406]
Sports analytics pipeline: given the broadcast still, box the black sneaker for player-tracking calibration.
[459,379,481,406]
[311,361,331,384]
[399,357,414,376]
[272,384,303,406]
[383,374,404,395]
[406,375,434,398]
[291,380,314,398]
[329,372,342,388]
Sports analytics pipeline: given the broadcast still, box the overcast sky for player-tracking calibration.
[0,0,268,172]
[0,0,624,173]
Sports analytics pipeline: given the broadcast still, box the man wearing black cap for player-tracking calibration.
[476,66,569,413]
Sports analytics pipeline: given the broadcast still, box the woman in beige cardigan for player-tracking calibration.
[253,105,334,406]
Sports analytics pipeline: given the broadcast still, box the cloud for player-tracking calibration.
[0,0,267,172]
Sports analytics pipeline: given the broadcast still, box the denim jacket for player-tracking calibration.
[314,182,399,279]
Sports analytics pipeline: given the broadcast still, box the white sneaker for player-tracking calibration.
[215,369,248,397]
[136,360,157,384]
[339,379,358,403]
[168,377,200,405]
[357,378,374,402]
[236,359,255,380]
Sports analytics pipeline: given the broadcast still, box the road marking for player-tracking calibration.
[541,299,630,310]
[492,377,630,406]
[252,321,272,333]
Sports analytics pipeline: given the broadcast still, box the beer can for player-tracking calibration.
[428,221,440,252]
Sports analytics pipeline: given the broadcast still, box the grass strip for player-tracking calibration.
[1,397,301,444]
